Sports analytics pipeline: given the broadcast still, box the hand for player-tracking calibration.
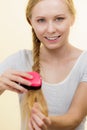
[0,69,33,93]
[29,103,51,130]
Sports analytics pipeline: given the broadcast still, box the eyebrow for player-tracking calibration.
[54,14,66,17]
[35,14,65,19]
[35,16,45,19]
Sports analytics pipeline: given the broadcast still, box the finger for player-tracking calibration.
[7,86,23,93]
[28,120,34,130]
[7,80,28,93]
[31,117,42,130]
[32,108,51,126]
[0,80,22,93]
[32,114,47,130]
[1,77,28,93]
[5,69,33,79]
[3,73,32,86]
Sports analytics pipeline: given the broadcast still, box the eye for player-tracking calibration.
[37,18,46,23]
[56,17,65,22]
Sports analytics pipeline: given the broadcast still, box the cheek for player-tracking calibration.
[33,28,43,41]
[31,22,47,36]
[58,23,71,33]
[33,26,46,36]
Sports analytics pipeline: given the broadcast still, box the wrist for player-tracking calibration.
[49,114,79,130]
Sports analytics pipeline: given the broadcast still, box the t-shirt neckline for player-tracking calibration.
[42,50,87,86]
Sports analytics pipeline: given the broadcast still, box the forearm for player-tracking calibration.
[49,113,82,130]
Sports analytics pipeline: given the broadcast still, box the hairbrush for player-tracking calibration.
[20,71,42,90]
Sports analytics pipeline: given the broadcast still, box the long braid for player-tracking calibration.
[32,28,41,73]
[21,29,48,130]
[27,28,48,116]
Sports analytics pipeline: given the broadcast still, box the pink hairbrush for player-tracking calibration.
[20,71,42,90]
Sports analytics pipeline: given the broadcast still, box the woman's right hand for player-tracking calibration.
[0,69,33,93]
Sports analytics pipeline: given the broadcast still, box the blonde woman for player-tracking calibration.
[0,0,87,130]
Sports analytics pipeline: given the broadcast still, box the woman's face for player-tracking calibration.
[30,0,74,50]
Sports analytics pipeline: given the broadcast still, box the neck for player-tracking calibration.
[40,43,75,62]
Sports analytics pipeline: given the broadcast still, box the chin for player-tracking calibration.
[45,44,62,50]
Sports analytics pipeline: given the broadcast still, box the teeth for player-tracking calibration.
[46,37,57,40]
[46,36,60,40]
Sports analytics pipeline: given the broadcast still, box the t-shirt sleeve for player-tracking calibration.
[0,49,32,75]
[80,68,87,82]
[0,50,22,74]
[80,57,87,82]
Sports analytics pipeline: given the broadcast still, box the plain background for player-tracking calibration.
[0,0,87,129]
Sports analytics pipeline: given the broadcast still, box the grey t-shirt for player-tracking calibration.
[0,49,87,130]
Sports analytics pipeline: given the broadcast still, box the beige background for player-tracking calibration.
[0,0,87,129]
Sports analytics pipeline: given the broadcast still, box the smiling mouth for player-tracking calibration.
[45,35,61,41]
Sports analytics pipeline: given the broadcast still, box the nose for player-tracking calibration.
[47,22,56,34]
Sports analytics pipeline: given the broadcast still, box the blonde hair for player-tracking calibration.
[65,0,76,17]
[21,0,76,129]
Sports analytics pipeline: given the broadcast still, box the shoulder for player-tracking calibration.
[14,49,32,57]
[0,49,32,74]
[1,49,32,62]
[16,49,32,61]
